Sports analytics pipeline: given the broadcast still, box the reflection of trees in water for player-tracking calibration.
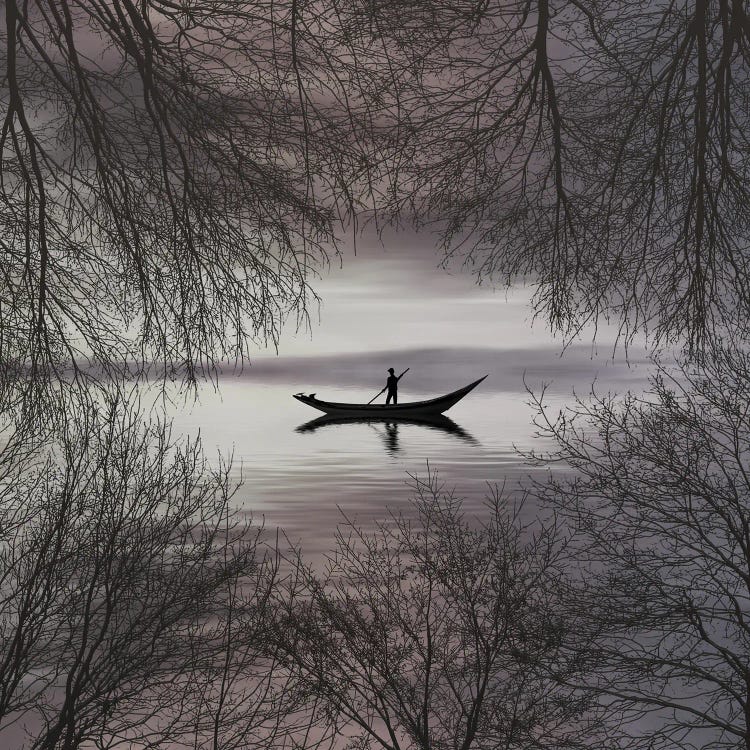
[0,394,303,749]
[6,362,750,750]
[272,468,594,750]
[529,349,750,749]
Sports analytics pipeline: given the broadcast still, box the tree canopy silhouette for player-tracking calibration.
[0,0,384,388]
[274,472,595,750]
[375,0,750,351]
[530,349,750,748]
[0,392,309,749]
[6,0,749,374]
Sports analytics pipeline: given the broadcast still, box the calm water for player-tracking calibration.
[169,346,652,557]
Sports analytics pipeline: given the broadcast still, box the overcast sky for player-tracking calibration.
[270,226,627,360]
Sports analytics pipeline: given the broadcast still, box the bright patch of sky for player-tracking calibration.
[273,228,600,358]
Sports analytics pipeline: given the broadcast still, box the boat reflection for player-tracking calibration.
[295,414,479,455]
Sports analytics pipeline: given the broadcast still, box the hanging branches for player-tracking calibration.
[372,0,750,351]
[0,0,385,402]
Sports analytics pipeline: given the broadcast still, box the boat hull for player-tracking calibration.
[292,376,487,417]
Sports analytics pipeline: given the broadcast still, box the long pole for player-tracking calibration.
[367,368,409,405]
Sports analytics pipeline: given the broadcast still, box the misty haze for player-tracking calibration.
[1,2,749,750]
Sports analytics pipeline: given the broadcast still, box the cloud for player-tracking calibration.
[228,345,651,397]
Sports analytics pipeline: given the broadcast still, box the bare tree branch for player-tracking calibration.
[529,348,750,748]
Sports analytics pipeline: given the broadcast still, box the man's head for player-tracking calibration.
[388,367,395,374]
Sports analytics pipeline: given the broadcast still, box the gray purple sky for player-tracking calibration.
[273,226,623,358]
[244,227,655,398]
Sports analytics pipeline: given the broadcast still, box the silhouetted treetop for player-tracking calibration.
[5,0,748,378]
[0,0,383,385]
[377,0,750,351]
[526,348,750,748]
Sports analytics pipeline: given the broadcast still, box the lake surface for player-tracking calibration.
[169,346,652,558]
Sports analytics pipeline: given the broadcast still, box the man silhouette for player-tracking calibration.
[385,367,402,405]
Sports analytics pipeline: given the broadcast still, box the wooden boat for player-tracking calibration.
[292,375,487,418]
